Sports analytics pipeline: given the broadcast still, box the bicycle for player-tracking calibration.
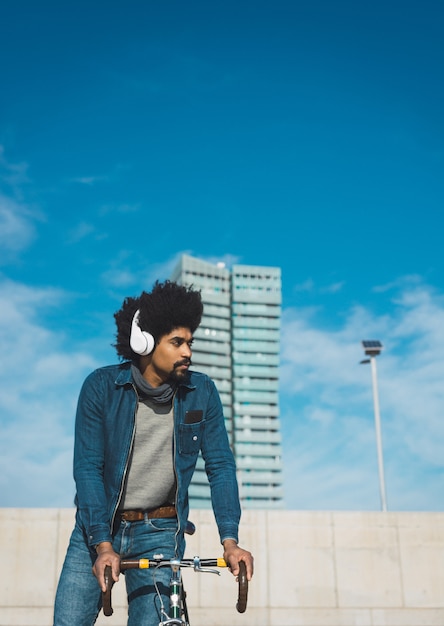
[102,553,248,624]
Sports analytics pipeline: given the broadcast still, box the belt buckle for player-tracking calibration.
[121,510,144,522]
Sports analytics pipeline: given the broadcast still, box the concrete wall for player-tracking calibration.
[0,508,443,626]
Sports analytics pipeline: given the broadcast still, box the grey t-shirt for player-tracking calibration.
[120,397,176,510]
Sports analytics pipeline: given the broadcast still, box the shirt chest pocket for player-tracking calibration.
[178,422,204,455]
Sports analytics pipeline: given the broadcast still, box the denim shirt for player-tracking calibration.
[73,362,240,551]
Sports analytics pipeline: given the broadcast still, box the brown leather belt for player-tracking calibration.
[120,506,177,522]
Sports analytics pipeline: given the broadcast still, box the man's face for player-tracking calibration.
[150,327,194,384]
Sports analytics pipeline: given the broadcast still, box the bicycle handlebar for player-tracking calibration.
[236,561,248,613]
[102,557,248,617]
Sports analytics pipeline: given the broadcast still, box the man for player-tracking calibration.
[54,281,253,626]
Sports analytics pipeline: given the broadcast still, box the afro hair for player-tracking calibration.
[113,280,203,361]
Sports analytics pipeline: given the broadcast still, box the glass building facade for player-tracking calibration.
[170,254,284,509]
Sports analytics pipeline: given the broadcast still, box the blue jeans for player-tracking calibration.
[54,516,182,626]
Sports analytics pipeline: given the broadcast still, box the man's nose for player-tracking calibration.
[182,343,192,358]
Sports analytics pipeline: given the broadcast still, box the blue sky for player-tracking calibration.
[1,0,443,511]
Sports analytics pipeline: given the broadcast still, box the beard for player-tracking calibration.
[168,359,192,382]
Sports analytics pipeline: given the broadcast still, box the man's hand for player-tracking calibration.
[222,538,254,581]
[92,542,121,592]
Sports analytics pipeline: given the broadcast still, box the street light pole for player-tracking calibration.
[369,353,387,512]
[361,340,388,512]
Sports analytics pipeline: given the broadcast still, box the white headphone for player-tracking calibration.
[129,309,155,356]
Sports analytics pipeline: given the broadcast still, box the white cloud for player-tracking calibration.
[67,221,96,243]
[280,279,444,511]
[293,278,345,295]
[101,268,138,288]
[0,145,30,189]
[70,175,108,185]
[293,278,315,293]
[0,147,41,259]
[320,281,345,294]
[200,253,242,269]
[0,279,98,506]
[99,202,141,215]
[0,193,36,256]
[101,252,186,291]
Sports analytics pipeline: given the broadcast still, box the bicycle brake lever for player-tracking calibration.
[193,556,221,575]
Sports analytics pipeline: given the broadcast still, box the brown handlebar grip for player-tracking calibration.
[236,561,248,613]
[102,565,114,616]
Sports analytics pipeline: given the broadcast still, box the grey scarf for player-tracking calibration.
[131,363,176,404]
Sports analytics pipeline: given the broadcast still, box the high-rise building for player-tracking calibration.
[170,254,284,509]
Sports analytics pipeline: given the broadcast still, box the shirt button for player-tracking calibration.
[192,436,198,441]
